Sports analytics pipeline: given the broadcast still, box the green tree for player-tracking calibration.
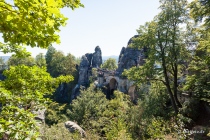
[62,53,77,76]
[7,54,36,66]
[124,0,190,114]
[67,85,108,132]
[35,53,46,67]
[0,0,83,56]
[183,0,210,103]
[0,0,82,139]
[189,0,210,27]
[75,56,81,65]
[46,50,78,77]
[101,58,117,70]
[0,65,73,139]
[45,45,57,72]
[48,51,65,77]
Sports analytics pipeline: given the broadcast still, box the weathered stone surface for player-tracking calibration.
[127,35,139,45]
[116,35,147,76]
[85,53,93,66]
[65,121,86,137]
[72,36,147,102]
[78,55,90,86]
[71,46,102,101]
[34,109,45,121]
[92,46,102,68]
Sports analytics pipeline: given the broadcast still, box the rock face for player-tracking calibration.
[78,55,91,86]
[65,121,86,137]
[116,36,147,76]
[71,46,102,100]
[71,36,147,101]
[92,46,102,68]
[78,46,102,86]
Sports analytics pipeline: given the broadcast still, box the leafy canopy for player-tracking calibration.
[0,0,82,139]
[0,65,73,139]
[101,58,117,70]
[7,54,35,66]
[0,0,83,56]
[124,0,189,114]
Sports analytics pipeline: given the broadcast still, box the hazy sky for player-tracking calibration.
[1,0,160,57]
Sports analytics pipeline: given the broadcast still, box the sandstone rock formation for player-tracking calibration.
[116,35,147,76]
[95,35,147,101]
[92,46,102,68]
[65,121,86,137]
[78,55,91,86]
[71,46,102,100]
[71,36,147,102]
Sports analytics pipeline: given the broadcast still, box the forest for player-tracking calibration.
[0,0,210,139]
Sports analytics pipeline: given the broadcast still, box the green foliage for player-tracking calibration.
[124,0,190,114]
[45,102,69,125]
[105,118,132,140]
[140,82,170,118]
[0,65,73,139]
[179,99,199,121]
[126,82,173,139]
[45,45,56,72]
[102,91,132,139]
[185,0,210,103]
[49,51,66,77]
[189,0,210,27]
[64,86,132,138]
[45,48,79,102]
[42,123,102,140]
[7,54,36,66]
[75,56,81,65]
[0,0,83,56]
[101,58,118,70]
[41,123,82,140]
[67,86,108,130]
[0,0,82,139]
[45,48,78,78]
[183,26,210,103]
[35,53,46,67]
[89,68,98,83]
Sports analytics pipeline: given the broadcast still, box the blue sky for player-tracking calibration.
[1,0,160,57]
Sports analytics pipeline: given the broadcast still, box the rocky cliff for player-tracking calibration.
[71,46,102,100]
[116,35,147,76]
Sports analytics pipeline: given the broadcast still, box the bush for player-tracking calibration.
[41,123,81,140]
[66,85,108,134]
[45,102,70,125]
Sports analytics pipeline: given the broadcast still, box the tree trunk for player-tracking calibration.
[162,55,178,114]
[174,63,182,108]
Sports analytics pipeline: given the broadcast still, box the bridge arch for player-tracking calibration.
[107,78,118,99]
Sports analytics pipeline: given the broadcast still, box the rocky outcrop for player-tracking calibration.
[78,46,102,86]
[116,36,147,76]
[78,55,91,86]
[92,46,102,68]
[71,46,102,100]
[65,121,86,137]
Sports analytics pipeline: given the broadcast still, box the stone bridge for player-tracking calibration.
[71,35,147,101]
[96,68,137,100]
